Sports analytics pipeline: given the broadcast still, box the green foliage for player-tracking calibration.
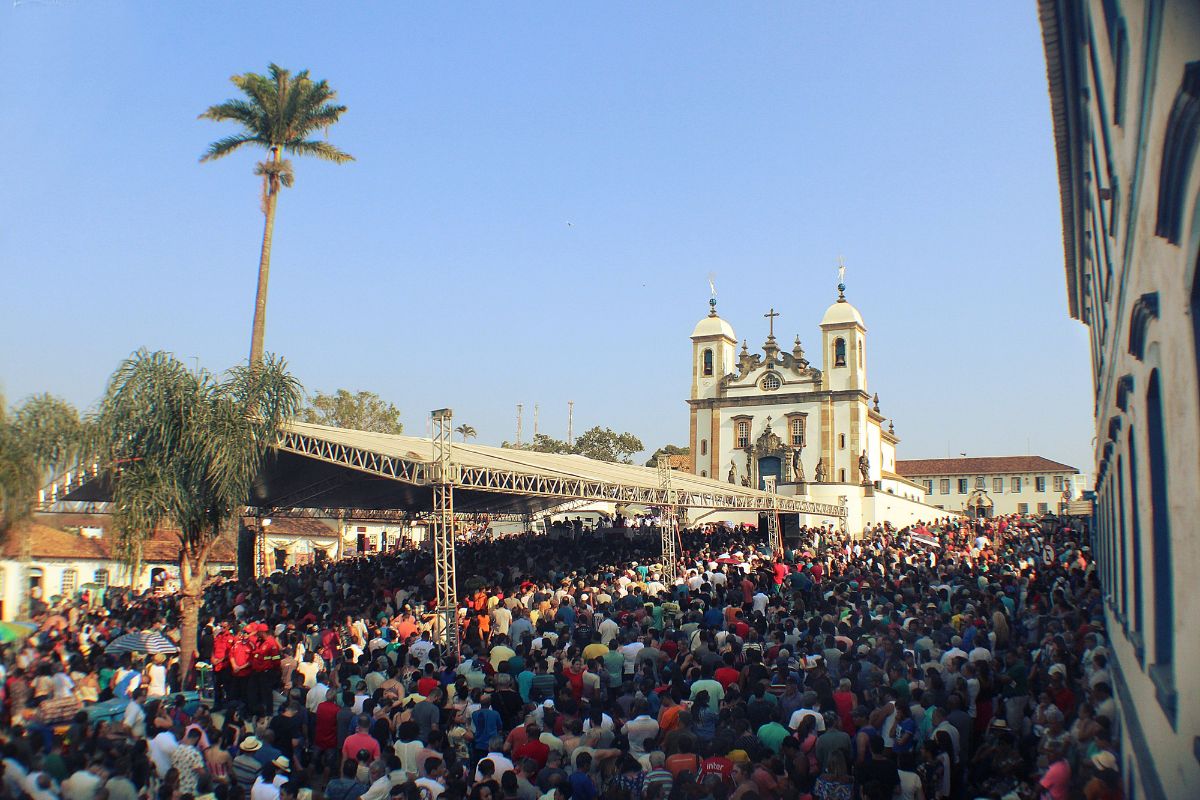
[503,427,645,464]
[574,427,644,464]
[0,394,88,532]
[455,424,477,442]
[301,390,403,435]
[645,444,690,468]
[200,63,354,173]
[95,350,303,567]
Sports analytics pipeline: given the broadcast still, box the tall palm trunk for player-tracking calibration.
[248,148,281,366]
[176,554,205,690]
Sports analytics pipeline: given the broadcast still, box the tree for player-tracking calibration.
[301,390,403,434]
[95,350,301,678]
[200,63,354,366]
[573,427,644,464]
[645,444,690,468]
[455,424,477,442]
[0,394,89,615]
[502,433,572,454]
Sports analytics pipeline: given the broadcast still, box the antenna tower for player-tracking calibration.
[567,401,575,446]
[516,404,523,446]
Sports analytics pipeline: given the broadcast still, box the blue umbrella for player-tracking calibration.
[104,631,179,655]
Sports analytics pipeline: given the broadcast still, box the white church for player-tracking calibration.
[688,276,954,532]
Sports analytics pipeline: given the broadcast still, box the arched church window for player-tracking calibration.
[761,374,781,391]
[736,421,750,449]
[838,434,846,449]
[834,338,847,367]
[1146,369,1175,710]
[702,349,714,377]
[790,418,805,446]
[839,469,846,482]
[700,470,707,477]
[700,439,707,456]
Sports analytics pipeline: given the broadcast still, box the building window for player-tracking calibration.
[1037,502,1049,514]
[761,373,781,391]
[736,421,749,449]
[1127,427,1144,644]
[61,569,78,595]
[956,479,968,494]
[1155,61,1200,244]
[93,569,109,587]
[1017,502,1028,514]
[839,469,846,482]
[1035,476,1047,492]
[924,480,934,494]
[700,439,707,456]
[974,476,984,489]
[790,418,805,446]
[993,477,1003,494]
[838,434,846,450]
[1053,475,1064,492]
[834,338,847,367]
[1146,370,1175,711]
[702,349,714,377]
[939,479,950,495]
[700,470,707,477]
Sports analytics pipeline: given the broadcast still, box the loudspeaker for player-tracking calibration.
[237,524,256,582]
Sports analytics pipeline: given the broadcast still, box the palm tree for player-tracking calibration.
[455,424,477,442]
[200,64,354,366]
[95,350,301,676]
[0,394,89,616]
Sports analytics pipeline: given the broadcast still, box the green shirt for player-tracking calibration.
[757,721,790,754]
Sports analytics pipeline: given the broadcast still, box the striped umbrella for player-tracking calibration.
[104,631,179,655]
[0,621,38,644]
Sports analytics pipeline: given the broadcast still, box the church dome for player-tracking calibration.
[820,298,864,327]
[691,300,736,339]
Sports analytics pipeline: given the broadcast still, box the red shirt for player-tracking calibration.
[714,667,741,690]
[417,676,440,697]
[342,731,381,762]
[513,738,550,768]
[698,756,733,785]
[741,579,755,604]
[314,700,339,750]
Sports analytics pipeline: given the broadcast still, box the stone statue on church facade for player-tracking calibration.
[728,461,737,484]
[791,448,804,482]
[741,475,750,488]
[858,450,871,484]
[814,458,826,483]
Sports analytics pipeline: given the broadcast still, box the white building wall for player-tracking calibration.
[914,470,1077,516]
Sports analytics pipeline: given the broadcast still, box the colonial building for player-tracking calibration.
[1041,0,1200,795]
[688,278,948,532]
[895,455,1080,517]
[0,515,237,621]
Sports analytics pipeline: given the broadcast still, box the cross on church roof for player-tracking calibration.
[764,307,780,339]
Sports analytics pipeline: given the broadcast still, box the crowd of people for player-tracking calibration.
[0,511,1120,800]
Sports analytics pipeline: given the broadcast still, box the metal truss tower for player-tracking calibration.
[763,476,783,556]
[657,458,680,582]
[431,408,459,656]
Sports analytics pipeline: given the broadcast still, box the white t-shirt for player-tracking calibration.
[148,732,178,778]
[787,708,826,733]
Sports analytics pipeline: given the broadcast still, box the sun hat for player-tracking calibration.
[240,736,262,753]
[272,756,290,771]
[1091,751,1118,771]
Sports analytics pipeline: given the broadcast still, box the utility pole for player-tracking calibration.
[567,401,575,446]
[533,404,539,439]
[516,404,523,447]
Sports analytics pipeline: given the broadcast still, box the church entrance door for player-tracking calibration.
[758,456,782,491]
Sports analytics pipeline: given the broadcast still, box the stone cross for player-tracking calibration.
[764,307,780,339]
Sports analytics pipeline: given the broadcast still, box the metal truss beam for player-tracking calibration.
[657,460,680,583]
[273,430,847,517]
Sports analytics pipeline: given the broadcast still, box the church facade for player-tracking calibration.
[688,281,948,531]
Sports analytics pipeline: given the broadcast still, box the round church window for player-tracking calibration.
[761,374,781,391]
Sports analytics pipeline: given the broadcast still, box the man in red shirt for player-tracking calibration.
[313,688,340,777]
[714,654,741,690]
[342,715,382,763]
[212,621,234,709]
[228,629,253,711]
[512,723,550,769]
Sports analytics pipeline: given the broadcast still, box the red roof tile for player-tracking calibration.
[9,514,237,563]
[895,456,1078,477]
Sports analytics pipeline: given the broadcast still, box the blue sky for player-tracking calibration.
[0,3,1095,471]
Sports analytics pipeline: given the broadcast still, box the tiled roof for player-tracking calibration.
[895,456,1078,477]
[5,515,237,563]
[247,517,338,537]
